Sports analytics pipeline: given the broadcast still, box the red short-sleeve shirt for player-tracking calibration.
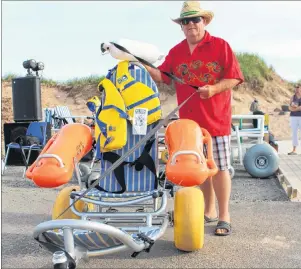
[158,31,244,136]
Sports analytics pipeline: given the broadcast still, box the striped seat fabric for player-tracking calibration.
[96,63,160,193]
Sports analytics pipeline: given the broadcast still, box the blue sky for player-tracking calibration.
[2,1,301,82]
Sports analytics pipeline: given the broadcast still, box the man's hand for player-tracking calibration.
[197,79,240,99]
[197,85,217,99]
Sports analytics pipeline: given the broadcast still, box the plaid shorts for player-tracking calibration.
[204,136,231,171]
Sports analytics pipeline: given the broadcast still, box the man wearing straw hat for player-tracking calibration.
[145,1,244,236]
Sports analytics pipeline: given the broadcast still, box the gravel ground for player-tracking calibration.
[2,164,300,269]
[230,164,289,202]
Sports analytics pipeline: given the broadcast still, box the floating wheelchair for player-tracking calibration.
[26,62,218,269]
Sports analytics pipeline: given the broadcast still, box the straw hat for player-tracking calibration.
[172,1,214,25]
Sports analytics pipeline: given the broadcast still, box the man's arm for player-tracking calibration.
[198,78,240,99]
[143,65,163,83]
[212,78,241,95]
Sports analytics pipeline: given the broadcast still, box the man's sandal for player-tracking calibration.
[205,215,218,223]
[214,221,232,236]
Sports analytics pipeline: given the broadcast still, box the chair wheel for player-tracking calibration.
[52,186,85,220]
[243,143,279,178]
[174,187,204,251]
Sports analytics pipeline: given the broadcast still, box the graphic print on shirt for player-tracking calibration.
[190,60,203,70]
[175,60,223,84]
[176,63,199,83]
[205,61,222,73]
[200,73,215,84]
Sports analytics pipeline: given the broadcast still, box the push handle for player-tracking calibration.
[35,154,65,168]
[170,150,202,165]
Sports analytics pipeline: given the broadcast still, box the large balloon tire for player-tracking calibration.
[243,143,279,178]
[52,186,85,220]
[174,187,204,252]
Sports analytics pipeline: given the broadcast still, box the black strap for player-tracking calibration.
[92,139,157,194]
[93,151,129,194]
[132,139,158,187]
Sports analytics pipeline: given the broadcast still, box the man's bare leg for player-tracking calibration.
[212,170,232,234]
[200,177,217,219]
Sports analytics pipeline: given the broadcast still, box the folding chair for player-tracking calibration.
[2,121,48,177]
[231,114,265,165]
[50,106,93,132]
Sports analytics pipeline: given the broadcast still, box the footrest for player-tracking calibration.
[44,230,123,250]
[34,219,163,252]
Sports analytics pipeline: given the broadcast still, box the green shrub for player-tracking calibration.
[40,78,59,87]
[2,73,105,88]
[2,73,18,81]
[236,52,273,84]
[63,75,105,87]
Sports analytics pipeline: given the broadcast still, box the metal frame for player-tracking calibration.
[33,148,172,268]
[34,217,169,260]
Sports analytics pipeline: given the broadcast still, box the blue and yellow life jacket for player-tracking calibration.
[86,96,101,113]
[94,60,162,153]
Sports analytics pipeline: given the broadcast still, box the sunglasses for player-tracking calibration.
[181,17,202,25]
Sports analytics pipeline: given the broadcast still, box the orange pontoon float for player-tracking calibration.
[26,123,93,188]
[165,119,218,186]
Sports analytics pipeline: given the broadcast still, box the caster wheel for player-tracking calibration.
[243,143,279,178]
[52,251,72,269]
[174,187,204,251]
